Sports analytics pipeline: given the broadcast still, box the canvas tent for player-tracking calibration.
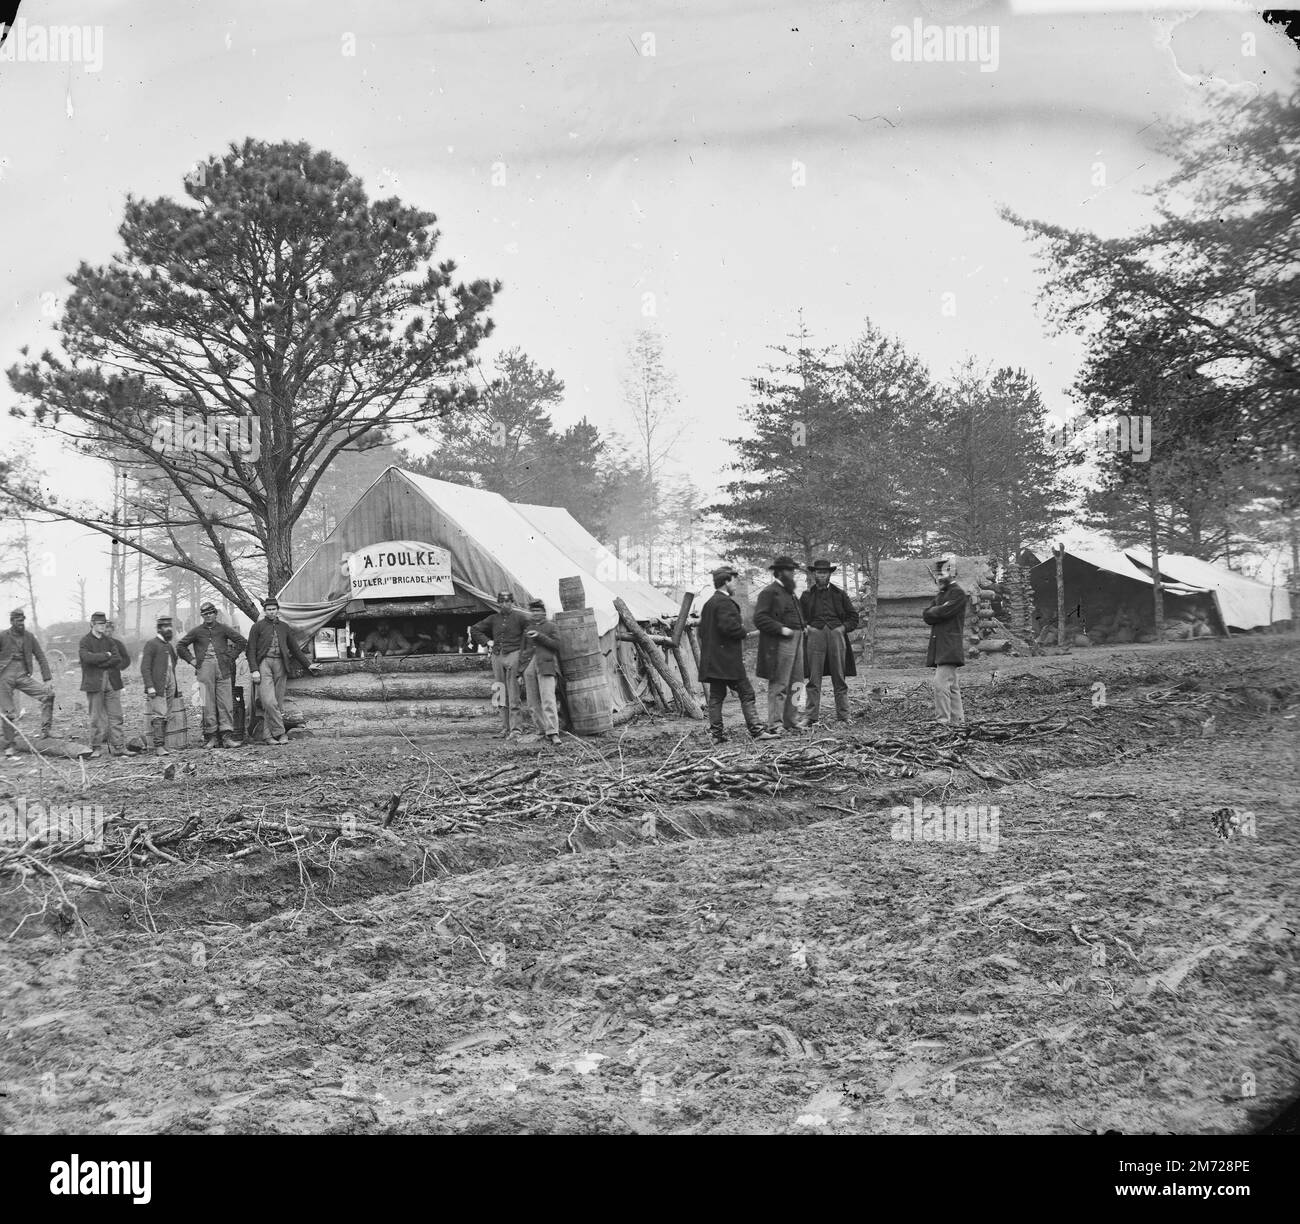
[1024,546,1221,642]
[1123,548,1290,632]
[274,467,679,712]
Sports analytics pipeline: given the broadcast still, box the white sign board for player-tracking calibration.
[348,541,454,599]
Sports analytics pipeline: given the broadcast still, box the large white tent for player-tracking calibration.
[1124,549,1290,631]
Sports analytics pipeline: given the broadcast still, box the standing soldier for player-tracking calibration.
[246,597,320,745]
[799,559,860,725]
[0,609,55,757]
[519,598,564,746]
[923,555,968,728]
[104,619,131,751]
[469,591,531,739]
[141,614,181,756]
[698,566,776,744]
[177,600,248,749]
[753,556,808,736]
[79,612,127,757]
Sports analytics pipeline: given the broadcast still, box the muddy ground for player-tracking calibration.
[1,636,1297,1135]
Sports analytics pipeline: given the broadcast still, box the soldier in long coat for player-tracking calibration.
[753,556,808,735]
[698,566,776,743]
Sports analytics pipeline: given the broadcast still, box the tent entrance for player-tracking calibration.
[314,594,494,662]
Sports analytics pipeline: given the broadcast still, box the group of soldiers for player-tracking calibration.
[3,557,968,756]
[697,554,968,742]
[467,591,564,744]
[0,598,321,759]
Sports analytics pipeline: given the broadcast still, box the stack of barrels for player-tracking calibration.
[555,576,613,735]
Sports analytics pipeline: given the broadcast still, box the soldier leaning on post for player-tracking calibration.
[799,558,860,725]
[246,597,320,745]
[79,612,127,757]
[141,615,181,757]
[177,599,248,748]
[0,609,55,757]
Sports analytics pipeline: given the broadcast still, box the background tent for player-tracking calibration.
[1123,548,1290,632]
[275,467,680,712]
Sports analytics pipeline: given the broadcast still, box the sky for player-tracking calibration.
[0,0,1295,621]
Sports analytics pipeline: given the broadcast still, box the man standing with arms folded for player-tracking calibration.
[698,565,777,744]
[923,555,968,729]
[799,558,860,726]
[469,590,531,739]
[178,600,249,749]
[103,619,131,753]
[79,612,126,758]
[753,556,808,736]
[141,614,181,757]
[247,597,320,745]
[0,609,55,758]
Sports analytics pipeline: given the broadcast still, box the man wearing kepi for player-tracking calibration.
[470,590,531,739]
[923,554,968,728]
[0,609,55,757]
[177,600,249,749]
[753,556,808,735]
[799,558,860,725]
[247,597,319,745]
[141,615,181,756]
[518,598,564,747]
[698,566,777,744]
[79,612,126,757]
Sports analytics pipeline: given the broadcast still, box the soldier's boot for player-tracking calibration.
[741,697,778,741]
[151,717,171,756]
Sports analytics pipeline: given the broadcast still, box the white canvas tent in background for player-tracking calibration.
[275,467,681,712]
[1123,549,1289,631]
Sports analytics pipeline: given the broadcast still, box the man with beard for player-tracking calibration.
[0,609,55,757]
[79,612,127,758]
[753,556,808,735]
[141,614,181,756]
[923,555,968,728]
[698,566,777,744]
[177,600,248,748]
[798,558,860,725]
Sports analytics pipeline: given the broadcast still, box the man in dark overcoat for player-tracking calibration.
[697,566,776,744]
[753,556,808,735]
[923,554,968,727]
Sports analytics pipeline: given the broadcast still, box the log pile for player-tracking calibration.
[614,597,703,719]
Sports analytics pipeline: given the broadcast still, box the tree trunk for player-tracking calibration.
[615,596,703,719]
[867,549,881,667]
[1146,470,1165,634]
[19,519,40,632]
[1054,545,1066,647]
[1289,510,1300,628]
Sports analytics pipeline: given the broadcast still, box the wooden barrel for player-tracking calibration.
[558,576,586,612]
[554,608,612,734]
[164,698,199,749]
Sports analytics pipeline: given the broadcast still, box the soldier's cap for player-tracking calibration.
[156,615,173,626]
[10,609,25,620]
[496,590,514,602]
[263,597,279,609]
[711,565,738,581]
[91,612,108,624]
[199,601,218,614]
[527,598,546,611]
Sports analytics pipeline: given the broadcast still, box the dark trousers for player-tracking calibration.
[707,677,760,730]
[805,625,850,721]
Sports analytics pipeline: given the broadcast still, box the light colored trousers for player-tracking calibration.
[524,661,559,736]
[765,634,803,730]
[933,664,966,726]
[1,665,54,745]
[258,655,289,739]
[492,649,523,730]
[805,626,850,722]
[198,655,235,736]
[88,688,124,750]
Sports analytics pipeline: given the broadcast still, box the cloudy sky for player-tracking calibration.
[0,0,1294,620]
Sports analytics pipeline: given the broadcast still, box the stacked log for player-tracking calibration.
[614,597,703,719]
[1001,563,1037,643]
